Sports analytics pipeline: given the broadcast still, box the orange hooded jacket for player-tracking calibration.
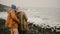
[5,8,19,28]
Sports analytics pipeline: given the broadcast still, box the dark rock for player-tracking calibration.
[0,4,9,12]
[0,18,60,34]
[0,18,10,34]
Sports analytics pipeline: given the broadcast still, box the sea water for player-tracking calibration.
[0,8,60,27]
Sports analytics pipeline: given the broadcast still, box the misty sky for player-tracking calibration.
[0,0,60,8]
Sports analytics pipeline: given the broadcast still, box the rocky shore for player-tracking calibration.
[0,18,10,34]
[0,18,60,34]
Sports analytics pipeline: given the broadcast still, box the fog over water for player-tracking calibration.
[0,8,60,27]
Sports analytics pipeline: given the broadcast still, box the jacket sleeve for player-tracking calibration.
[20,11,28,21]
[23,12,28,21]
[10,9,19,23]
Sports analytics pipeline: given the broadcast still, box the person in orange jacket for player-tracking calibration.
[5,5,19,34]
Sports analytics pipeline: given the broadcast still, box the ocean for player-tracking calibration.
[0,8,60,27]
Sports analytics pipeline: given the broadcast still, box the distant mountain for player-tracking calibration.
[0,4,9,12]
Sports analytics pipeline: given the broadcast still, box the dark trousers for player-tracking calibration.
[18,27,26,34]
[18,29,26,34]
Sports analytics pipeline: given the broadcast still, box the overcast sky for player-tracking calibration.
[0,0,60,8]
